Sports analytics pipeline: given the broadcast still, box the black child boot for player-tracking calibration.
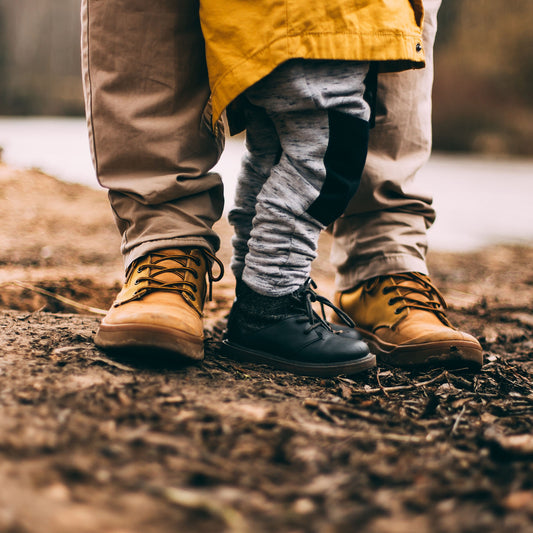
[221,279,375,376]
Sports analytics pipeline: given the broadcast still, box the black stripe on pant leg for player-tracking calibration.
[306,110,369,226]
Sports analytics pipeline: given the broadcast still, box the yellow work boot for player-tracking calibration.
[95,248,223,361]
[333,272,483,368]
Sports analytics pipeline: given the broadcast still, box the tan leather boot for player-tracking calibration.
[333,272,483,368]
[95,248,223,361]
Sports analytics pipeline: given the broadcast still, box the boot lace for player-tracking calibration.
[366,272,451,325]
[292,279,355,335]
[133,248,224,303]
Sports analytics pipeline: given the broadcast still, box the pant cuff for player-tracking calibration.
[334,253,430,292]
[123,237,215,271]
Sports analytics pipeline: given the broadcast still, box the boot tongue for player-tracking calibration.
[154,249,209,302]
[146,249,197,284]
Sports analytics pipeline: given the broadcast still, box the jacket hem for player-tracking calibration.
[210,31,425,124]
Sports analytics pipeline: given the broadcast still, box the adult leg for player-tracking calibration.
[81,0,224,267]
[330,0,483,369]
[330,0,440,288]
[81,0,224,360]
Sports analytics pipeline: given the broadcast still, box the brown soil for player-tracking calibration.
[0,163,532,533]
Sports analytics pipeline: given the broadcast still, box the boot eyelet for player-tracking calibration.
[388,299,394,305]
[134,280,140,285]
[394,308,402,314]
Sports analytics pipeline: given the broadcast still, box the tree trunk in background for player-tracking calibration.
[0,0,83,115]
[432,0,533,155]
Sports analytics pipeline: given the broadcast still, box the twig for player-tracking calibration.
[450,404,467,435]
[375,368,390,397]
[85,354,136,372]
[149,485,250,533]
[303,399,384,424]
[0,280,107,315]
[315,403,344,425]
[354,371,449,395]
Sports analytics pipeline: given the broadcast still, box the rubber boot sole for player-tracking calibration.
[220,340,376,377]
[94,322,204,361]
[359,329,483,368]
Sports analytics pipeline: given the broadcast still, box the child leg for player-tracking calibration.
[223,59,375,376]
[229,105,281,281]
[242,59,372,296]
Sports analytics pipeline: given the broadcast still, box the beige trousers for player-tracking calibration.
[331,0,440,290]
[81,0,440,287]
[81,0,225,268]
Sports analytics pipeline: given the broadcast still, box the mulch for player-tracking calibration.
[0,165,532,532]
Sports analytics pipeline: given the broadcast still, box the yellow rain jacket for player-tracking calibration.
[199,0,425,124]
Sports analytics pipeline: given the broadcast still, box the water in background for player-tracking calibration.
[1,116,532,252]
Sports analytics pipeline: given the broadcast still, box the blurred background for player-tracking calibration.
[0,0,532,250]
[1,0,531,155]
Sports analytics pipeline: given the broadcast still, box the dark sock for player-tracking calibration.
[230,280,304,334]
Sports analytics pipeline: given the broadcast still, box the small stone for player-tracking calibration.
[504,491,533,511]
[43,482,70,502]
[293,498,315,515]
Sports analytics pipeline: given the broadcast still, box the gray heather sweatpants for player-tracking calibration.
[229,59,371,297]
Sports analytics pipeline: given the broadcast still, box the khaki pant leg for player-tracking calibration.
[330,0,441,291]
[81,0,225,268]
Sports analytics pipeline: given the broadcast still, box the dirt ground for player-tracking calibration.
[0,163,532,533]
